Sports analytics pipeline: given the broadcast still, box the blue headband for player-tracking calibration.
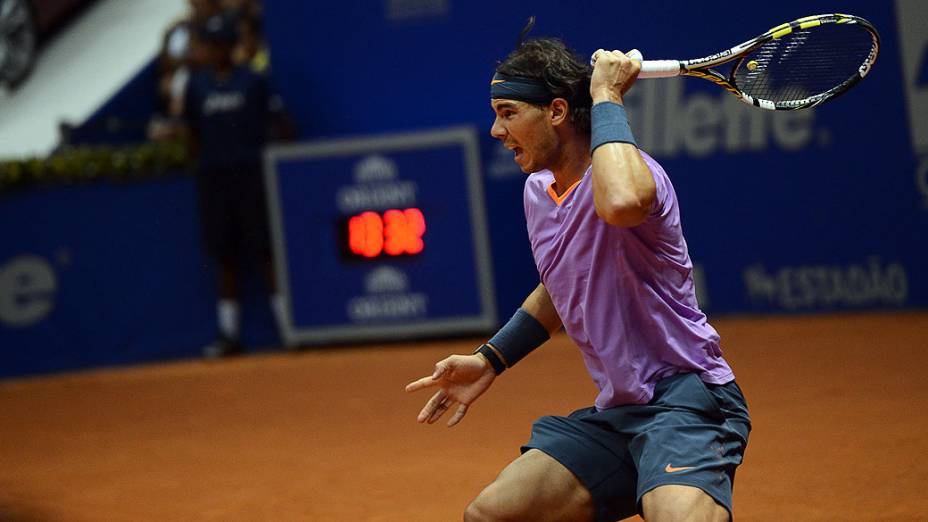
[490,72,554,104]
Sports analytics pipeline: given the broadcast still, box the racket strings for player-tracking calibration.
[733,23,875,104]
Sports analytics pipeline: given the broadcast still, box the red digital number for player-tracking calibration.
[348,211,384,258]
[402,208,426,255]
[347,208,426,258]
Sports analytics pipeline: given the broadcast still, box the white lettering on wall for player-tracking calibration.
[0,255,57,327]
[624,79,816,158]
[348,294,428,321]
[743,257,908,310]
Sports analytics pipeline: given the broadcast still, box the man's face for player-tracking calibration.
[192,37,231,67]
[490,99,558,174]
[189,0,219,21]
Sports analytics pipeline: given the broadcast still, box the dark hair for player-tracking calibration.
[496,38,593,135]
[196,13,239,47]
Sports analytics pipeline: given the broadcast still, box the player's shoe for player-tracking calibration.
[202,336,244,359]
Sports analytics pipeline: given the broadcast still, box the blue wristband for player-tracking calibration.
[484,308,550,374]
[475,344,507,375]
[591,101,637,153]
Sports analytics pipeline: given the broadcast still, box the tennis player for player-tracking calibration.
[406,37,750,522]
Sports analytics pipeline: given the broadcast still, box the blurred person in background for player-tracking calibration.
[179,12,293,358]
[219,0,261,20]
[155,0,222,120]
[231,8,268,73]
[150,0,266,136]
[220,0,268,73]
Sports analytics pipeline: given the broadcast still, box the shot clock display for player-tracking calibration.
[264,127,496,345]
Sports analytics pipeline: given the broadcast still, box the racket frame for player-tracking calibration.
[611,14,881,110]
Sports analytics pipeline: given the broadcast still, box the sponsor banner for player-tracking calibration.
[743,257,909,312]
[0,179,277,378]
[262,0,925,315]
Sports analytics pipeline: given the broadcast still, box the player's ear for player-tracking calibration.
[549,98,570,127]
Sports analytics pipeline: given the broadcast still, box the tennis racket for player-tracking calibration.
[591,13,880,110]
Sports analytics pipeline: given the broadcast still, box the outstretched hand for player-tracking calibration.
[405,354,497,427]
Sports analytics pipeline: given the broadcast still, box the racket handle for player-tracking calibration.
[589,50,682,79]
[639,60,684,78]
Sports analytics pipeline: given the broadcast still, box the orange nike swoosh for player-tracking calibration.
[490,79,506,85]
[665,464,695,473]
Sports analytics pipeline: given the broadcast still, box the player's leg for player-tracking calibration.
[238,167,287,342]
[630,374,751,522]
[466,409,639,522]
[205,258,245,357]
[217,257,239,300]
[641,485,729,522]
[464,449,593,522]
[198,168,244,358]
[215,256,241,332]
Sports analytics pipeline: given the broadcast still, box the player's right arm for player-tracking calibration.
[589,49,656,228]
[405,283,560,427]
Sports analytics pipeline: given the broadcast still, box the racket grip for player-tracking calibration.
[639,60,683,78]
[589,50,681,78]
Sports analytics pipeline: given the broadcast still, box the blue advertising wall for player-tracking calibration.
[2,0,925,377]
[265,0,926,315]
[0,177,280,377]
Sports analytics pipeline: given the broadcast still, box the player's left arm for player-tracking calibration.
[589,49,656,228]
[405,283,558,427]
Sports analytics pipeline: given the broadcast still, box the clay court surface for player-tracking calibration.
[1,312,926,521]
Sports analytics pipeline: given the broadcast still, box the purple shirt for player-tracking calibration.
[524,151,733,410]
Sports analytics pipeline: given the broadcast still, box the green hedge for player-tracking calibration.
[0,141,189,192]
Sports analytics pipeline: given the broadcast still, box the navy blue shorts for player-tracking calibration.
[522,373,750,522]
[195,166,271,263]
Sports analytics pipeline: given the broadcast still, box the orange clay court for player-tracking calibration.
[1,312,926,521]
